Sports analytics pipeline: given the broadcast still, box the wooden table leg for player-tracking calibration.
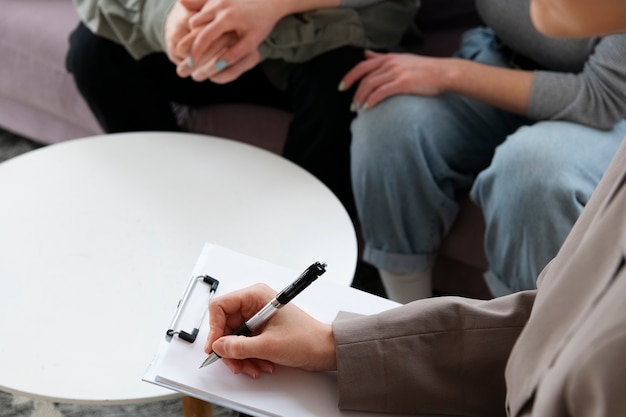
[182,396,213,417]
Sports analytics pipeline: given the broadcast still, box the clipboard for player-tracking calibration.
[166,274,219,343]
[143,243,406,417]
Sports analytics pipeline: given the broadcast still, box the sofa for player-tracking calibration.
[0,0,492,299]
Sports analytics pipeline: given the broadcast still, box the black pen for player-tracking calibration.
[200,261,327,368]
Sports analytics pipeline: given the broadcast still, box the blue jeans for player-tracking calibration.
[350,28,626,296]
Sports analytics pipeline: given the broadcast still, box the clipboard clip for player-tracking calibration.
[166,275,219,343]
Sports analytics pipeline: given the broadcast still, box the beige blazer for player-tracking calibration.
[333,139,626,416]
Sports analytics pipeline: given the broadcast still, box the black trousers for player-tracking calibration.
[66,23,364,217]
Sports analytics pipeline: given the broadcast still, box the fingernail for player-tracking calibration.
[212,339,224,355]
[362,103,369,111]
[215,59,228,71]
[338,81,345,91]
[186,56,194,67]
[262,363,274,374]
[350,102,357,112]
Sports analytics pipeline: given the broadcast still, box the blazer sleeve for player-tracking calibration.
[333,291,536,417]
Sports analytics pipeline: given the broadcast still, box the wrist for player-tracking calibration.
[314,323,337,371]
[441,57,467,93]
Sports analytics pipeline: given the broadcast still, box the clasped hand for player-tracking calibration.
[164,0,284,83]
[205,283,337,378]
[165,0,452,105]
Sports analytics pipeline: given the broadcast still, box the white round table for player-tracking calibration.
[0,132,357,404]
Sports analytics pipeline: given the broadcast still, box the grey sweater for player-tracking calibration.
[477,0,626,129]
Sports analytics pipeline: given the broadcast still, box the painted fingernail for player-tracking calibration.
[186,56,194,67]
[338,81,345,91]
[215,59,228,71]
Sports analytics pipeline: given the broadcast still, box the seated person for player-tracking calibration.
[339,0,626,301]
[66,0,417,218]
[200,3,626,414]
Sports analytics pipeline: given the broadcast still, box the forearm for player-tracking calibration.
[333,292,536,415]
[443,58,534,116]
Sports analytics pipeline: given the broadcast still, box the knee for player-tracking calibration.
[352,97,408,148]
[472,124,581,212]
[351,96,437,174]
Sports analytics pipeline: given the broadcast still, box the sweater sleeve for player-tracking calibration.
[529,34,626,130]
[73,0,175,59]
[332,291,536,416]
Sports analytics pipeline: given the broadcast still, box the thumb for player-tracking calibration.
[179,0,206,12]
[212,335,253,360]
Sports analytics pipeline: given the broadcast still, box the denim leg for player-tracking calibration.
[351,93,520,273]
[471,119,626,295]
[350,25,526,275]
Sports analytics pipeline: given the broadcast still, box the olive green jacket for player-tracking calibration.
[73,0,418,86]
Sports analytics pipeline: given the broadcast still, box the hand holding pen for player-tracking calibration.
[203,263,338,378]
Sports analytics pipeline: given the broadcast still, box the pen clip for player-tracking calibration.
[276,262,326,304]
[166,274,219,343]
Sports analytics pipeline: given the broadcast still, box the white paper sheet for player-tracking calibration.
[143,243,405,417]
